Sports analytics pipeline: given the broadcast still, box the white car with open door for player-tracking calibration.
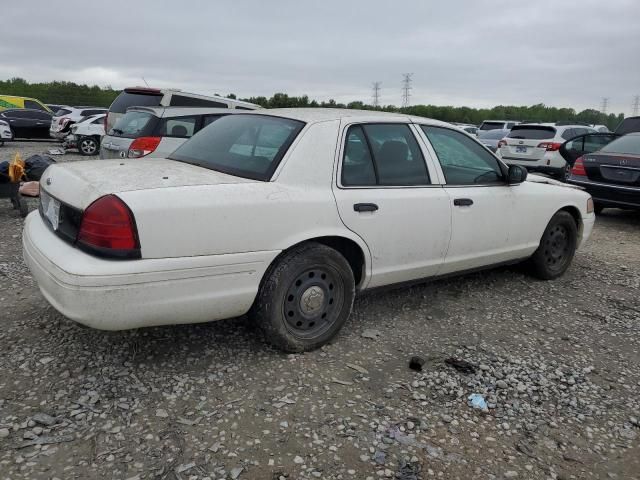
[23,109,595,352]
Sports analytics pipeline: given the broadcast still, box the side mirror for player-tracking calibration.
[508,165,528,184]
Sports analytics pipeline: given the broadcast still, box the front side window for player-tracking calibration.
[169,114,304,181]
[421,126,504,185]
[341,123,430,187]
[24,100,46,111]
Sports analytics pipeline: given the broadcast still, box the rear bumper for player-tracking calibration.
[23,212,279,330]
[499,151,566,174]
[568,176,640,209]
[49,129,67,140]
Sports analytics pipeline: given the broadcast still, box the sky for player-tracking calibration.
[2,0,639,115]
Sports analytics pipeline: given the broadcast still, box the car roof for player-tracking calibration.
[126,106,244,117]
[244,108,452,127]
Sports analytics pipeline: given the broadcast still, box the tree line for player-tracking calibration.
[1,77,625,129]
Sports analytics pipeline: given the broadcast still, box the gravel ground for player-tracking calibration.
[1,141,639,480]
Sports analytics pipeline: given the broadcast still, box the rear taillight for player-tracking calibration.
[128,136,161,158]
[77,195,140,258]
[537,142,562,151]
[571,157,587,177]
[497,139,507,148]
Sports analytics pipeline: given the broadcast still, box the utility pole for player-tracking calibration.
[600,97,609,115]
[401,73,413,108]
[632,95,640,116]
[372,81,382,108]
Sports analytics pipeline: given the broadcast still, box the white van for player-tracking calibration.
[105,87,261,132]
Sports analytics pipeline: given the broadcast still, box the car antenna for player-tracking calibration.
[141,77,150,87]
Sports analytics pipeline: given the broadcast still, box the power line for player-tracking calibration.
[600,97,609,115]
[632,95,640,116]
[401,73,413,108]
[372,81,382,107]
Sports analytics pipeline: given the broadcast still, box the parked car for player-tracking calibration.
[50,107,107,140]
[0,95,51,113]
[46,104,70,114]
[566,132,640,213]
[496,123,596,180]
[453,123,478,135]
[63,114,106,156]
[591,124,610,133]
[0,108,52,139]
[24,109,594,352]
[477,129,509,152]
[615,116,640,135]
[100,107,239,159]
[479,120,519,132]
[105,87,261,133]
[0,119,12,145]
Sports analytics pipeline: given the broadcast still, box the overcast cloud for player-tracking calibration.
[2,0,639,114]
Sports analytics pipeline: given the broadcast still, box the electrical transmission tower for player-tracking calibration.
[632,95,640,116]
[401,73,413,108]
[372,81,382,107]
[600,97,609,115]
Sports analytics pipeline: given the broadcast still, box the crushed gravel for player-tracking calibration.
[0,141,639,479]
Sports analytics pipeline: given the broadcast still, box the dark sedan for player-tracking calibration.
[0,108,53,139]
[567,133,640,213]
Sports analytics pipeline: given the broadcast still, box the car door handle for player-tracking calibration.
[353,203,378,212]
[453,198,474,207]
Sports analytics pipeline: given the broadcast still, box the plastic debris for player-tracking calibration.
[409,356,425,372]
[468,393,489,412]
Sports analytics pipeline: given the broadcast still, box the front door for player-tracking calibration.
[332,122,451,288]
[419,125,518,274]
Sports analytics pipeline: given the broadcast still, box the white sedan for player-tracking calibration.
[23,109,595,352]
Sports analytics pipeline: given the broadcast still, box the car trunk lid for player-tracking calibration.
[40,158,255,210]
[100,134,135,159]
[583,152,640,186]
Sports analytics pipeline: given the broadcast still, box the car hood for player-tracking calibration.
[527,174,582,190]
[41,158,255,209]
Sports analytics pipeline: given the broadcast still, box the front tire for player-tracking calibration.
[79,136,99,156]
[250,243,355,352]
[527,211,578,280]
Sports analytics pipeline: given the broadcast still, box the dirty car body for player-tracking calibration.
[23,109,595,351]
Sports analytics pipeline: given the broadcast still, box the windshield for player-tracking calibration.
[507,126,556,140]
[599,134,640,155]
[109,111,155,138]
[169,115,305,181]
[109,91,162,114]
[479,121,505,131]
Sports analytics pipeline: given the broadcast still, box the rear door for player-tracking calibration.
[499,125,557,162]
[559,133,620,167]
[332,121,451,288]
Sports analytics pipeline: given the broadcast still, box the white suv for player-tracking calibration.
[496,123,595,180]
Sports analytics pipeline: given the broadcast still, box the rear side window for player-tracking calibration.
[109,111,156,138]
[24,100,46,111]
[54,108,71,116]
[169,115,304,181]
[81,109,106,116]
[342,126,377,186]
[169,95,229,108]
[109,91,162,114]
[92,116,105,124]
[480,121,505,131]
[157,116,197,138]
[600,135,640,155]
[508,126,556,140]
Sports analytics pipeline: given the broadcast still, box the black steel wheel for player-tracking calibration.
[250,242,355,352]
[527,211,577,280]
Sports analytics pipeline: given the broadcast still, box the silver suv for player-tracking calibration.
[100,106,241,160]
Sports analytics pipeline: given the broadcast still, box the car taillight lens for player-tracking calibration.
[497,139,507,148]
[128,136,161,158]
[571,156,587,176]
[537,142,562,151]
[77,195,140,258]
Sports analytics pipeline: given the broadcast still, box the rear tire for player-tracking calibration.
[527,211,577,280]
[250,243,355,352]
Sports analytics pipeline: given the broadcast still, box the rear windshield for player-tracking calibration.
[169,115,305,181]
[599,135,640,155]
[479,121,505,131]
[507,126,556,140]
[109,111,156,138]
[109,91,162,114]
[615,117,640,135]
[478,129,507,139]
